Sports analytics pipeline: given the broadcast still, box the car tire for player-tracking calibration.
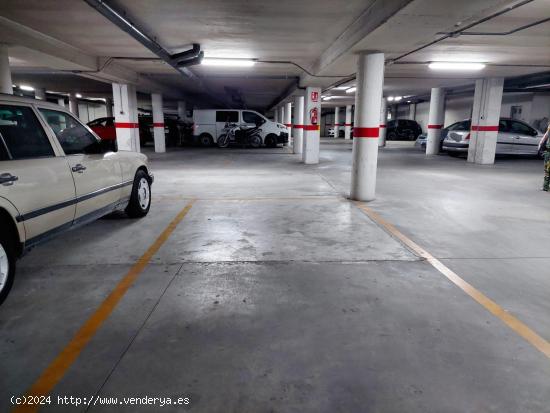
[199,133,214,147]
[0,227,16,306]
[126,170,152,218]
[265,134,278,148]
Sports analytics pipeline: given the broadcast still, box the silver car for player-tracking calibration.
[443,118,544,157]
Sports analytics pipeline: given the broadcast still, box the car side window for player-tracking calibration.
[216,111,239,123]
[510,121,534,135]
[499,120,510,132]
[39,109,100,155]
[0,137,9,161]
[242,111,264,124]
[0,105,55,160]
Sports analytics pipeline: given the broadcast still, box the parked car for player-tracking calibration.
[192,109,288,147]
[387,119,422,140]
[0,95,153,304]
[87,116,117,151]
[138,115,181,147]
[414,120,469,150]
[442,118,544,157]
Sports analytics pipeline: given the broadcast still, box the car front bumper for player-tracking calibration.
[442,142,469,152]
[277,132,289,144]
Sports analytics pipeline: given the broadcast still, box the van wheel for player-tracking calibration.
[265,134,278,148]
[126,170,152,218]
[199,134,214,147]
[0,229,16,306]
[250,135,262,148]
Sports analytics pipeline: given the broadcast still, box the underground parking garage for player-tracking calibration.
[1,0,550,411]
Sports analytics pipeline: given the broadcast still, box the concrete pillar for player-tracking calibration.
[151,93,166,153]
[34,88,46,100]
[112,83,140,152]
[350,52,385,202]
[334,107,340,138]
[0,44,12,95]
[69,93,79,117]
[379,98,387,147]
[409,102,416,120]
[302,86,321,164]
[293,95,304,154]
[467,78,504,164]
[274,108,279,123]
[426,87,445,155]
[105,97,113,117]
[280,106,285,125]
[344,104,352,140]
[57,97,65,107]
[177,101,187,121]
[285,102,292,142]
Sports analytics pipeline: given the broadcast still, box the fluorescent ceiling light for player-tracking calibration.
[428,62,485,71]
[345,87,356,94]
[76,93,82,98]
[394,96,402,102]
[19,85,34,91]
[387,96,394,101]
[322,96,333,101]
[202,58,256,67]
[333,85,354,90]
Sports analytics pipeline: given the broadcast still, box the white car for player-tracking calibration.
[192,109,288,147]
[0,95,153,304]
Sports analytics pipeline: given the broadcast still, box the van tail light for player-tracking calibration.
[465,133,470,141]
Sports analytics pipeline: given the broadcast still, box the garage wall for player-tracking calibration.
[77,102,108,123]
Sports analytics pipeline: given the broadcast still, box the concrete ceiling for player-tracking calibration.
[1,0,549,111]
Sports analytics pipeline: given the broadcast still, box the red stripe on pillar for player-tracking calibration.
[303,125,320,131]
[334,123,342,126]
[293,125,304,129]
[427,124,443,129]
[285,123,292,127]
[471,125,499,132]
[353,127,379,138]
[115,122,139,128]
[153,122,165,127]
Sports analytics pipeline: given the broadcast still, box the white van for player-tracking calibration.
[192,109,288,147]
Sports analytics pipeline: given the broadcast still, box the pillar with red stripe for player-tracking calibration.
[350,52,384,201]
[302,86,321,164]
[152,93,166,153]
[293,95,304,154]
[112,83,140,151]
[379,97,387,147]
[426,87,445,155]
[344,104,352,140]
[334,107,340,138]
[280,106,285,126]
[285,101,292,142]
[467,77,504,164]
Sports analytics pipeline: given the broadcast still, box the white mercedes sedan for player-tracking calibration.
[0,95,153,304]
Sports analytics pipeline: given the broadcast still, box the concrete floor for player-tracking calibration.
[1,139,549,412]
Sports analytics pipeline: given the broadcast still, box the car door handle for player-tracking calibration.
[0,173,18,186]
[71,164,87,173]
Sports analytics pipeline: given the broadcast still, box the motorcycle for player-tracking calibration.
[217,121,263,148]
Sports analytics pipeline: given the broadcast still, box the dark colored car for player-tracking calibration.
[138,115,181,147]
[387,119,422,140]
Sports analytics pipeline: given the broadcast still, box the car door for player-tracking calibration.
[38,108,123,223]
[0,103,76,244]
[508,120,540,155]
[215,110,239,140]
[495,119,515,155]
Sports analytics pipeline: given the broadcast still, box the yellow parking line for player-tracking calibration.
[355,202,550,359]
[13,200,195,413]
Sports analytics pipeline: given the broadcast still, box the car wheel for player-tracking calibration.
[265,134,278,148]
[250,135,262,148]
[0,229,16,306]
[126,170,152,218]
[199,133,214,147]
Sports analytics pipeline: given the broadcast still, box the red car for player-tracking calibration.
[87,116,116,141]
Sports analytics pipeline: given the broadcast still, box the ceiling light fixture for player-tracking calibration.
[322,96,333,101]
[387,96,395,101]
[333,85,354,90]
[345,87,356,94]
[201,58,256,67]
[76,93,82,98]
[428,62,486,71]
[19,85,35,91]
[394,96,402,102]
